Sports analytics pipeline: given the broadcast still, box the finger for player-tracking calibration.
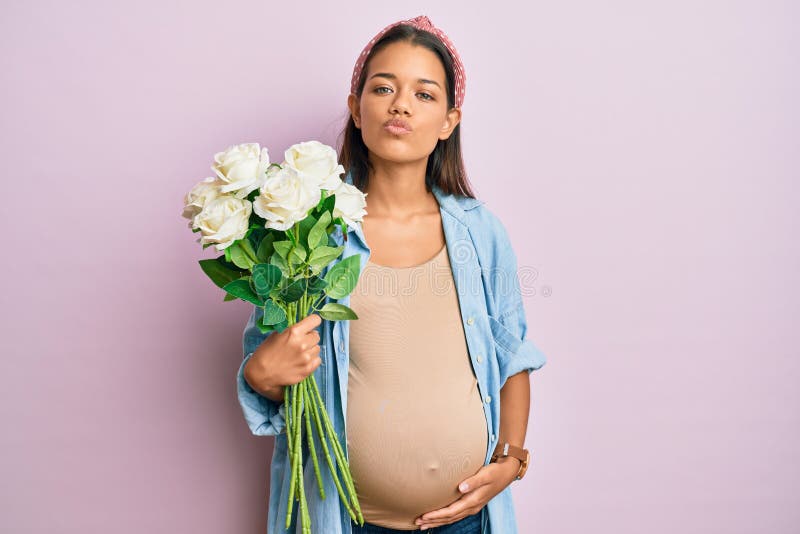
[417,499,468,524]
[297,336,321,352]
[290,314,319,335]
[419,511,473,530]
[296,331,320,353]
[419,514,469,530]
[305,345,322,363]
[307,329,321,345]
[306,355,322,374]
[458,467,491,494]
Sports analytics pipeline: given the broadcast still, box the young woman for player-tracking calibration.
[238,15,547,534]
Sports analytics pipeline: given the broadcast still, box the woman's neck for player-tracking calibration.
[364,165,436,217]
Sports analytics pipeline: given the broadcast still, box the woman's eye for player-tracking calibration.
[373,87,433,101]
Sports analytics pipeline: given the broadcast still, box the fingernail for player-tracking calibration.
[460,482,469,491]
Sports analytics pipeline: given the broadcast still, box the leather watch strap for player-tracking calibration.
[490,442,530,481]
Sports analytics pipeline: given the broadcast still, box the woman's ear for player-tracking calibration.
[438,107,462,140]
[347,93,361,129]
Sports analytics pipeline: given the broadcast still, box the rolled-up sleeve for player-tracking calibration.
[490,220,548,390]
[491,307,547,390]
[236,305,287,436]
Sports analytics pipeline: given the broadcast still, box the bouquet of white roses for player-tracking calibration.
[182,141,367,532]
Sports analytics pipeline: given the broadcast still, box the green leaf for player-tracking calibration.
[317,302,358,321]
[288,242,307,270]
[223,292,237,302]
[270,251,290,277]
[222,278,262,305]
[307,245,344,275]
[255,321,276,334]
[239,238,258,263]
[279,278,307,303]
[297,213,317,251]
[251,263,283,298]
[306,275,328,295]
[247,227,267,251]
[256,233,276,263]
[272,317,289,334]
[314,188,326,211]
[261,300,287,325]
[323,254,362,299]
[228,242,254,270]
[273,240,292,260]
[199,257,246,290]
[319,192,336,214]
[326,215,343,234]
[308,211,331,251]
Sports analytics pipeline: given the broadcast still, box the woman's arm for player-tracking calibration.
[497,371,531,470]
[243,356,286,402]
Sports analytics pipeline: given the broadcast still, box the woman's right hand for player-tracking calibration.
[243,313,323,402]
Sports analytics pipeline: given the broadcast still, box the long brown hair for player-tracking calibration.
[336,24,477,199]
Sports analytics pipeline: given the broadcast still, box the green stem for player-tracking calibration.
[296,380,310,533]
[285,383,297,529]
[307,374,358,522]
[285,382,293,459]
[309,293,325,313]
[303,378,325,499]
[309,375,363,524]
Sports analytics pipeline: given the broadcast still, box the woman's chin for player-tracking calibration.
[365,140,435,165]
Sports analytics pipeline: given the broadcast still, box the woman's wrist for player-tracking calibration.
[494,456,522,482]
[244,352,286,403]
[261,383,286,403]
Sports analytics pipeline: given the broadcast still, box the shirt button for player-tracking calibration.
[491,433,496,442]
[466,317,474,325]
[485,395,492,404]
[476,355,483,363]
[339,341,345,352]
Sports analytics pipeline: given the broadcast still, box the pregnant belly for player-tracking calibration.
[345,388,488,530]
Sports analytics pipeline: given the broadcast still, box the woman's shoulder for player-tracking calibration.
[433,186,514,249]
[457,196,512,247]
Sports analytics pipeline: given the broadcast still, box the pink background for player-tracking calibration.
[1,1,798,532]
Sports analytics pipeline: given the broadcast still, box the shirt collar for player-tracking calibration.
[341,169,481,236]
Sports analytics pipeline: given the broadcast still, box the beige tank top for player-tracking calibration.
[346,242,489,530]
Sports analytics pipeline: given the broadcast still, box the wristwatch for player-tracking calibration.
[490,442,530,481]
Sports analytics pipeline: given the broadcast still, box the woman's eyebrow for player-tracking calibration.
[369,72,441,89]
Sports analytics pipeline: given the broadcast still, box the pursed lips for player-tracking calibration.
[383,118,412,134]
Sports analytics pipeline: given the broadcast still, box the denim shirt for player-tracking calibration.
[236,173,547,534]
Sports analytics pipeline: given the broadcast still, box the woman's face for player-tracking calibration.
[347,40,461,167]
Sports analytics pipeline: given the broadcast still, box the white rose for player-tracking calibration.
[330,181,368,227]
[211,143,271,199]
[182,176,224,228]
[284,140,345,191]
[253,165,321,232]
[193,196,252,251]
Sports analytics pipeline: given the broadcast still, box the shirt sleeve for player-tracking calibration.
[490,219,548,390]
[236,304,287,436]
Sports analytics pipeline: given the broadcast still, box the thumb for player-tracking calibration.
[295,312,322,332]
[458,473,480,493]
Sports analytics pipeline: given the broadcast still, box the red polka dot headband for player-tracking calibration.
[350,15,466,109]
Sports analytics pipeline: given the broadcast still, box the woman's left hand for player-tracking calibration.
[414,458,520,529]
